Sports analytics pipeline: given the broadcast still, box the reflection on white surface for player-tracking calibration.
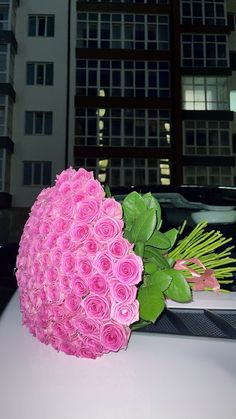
[0,291,236,419]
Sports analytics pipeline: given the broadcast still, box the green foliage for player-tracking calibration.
[121,192,235,328]
[122,191,191,326]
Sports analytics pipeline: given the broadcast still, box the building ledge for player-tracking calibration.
[0,31,17,52]
[0,137,14,154]
[182,110,234,121]
[0,84,16,102]
[0,193,12,209]
[183,156,235,167]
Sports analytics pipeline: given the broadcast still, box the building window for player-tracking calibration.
[25,111,53,135]
[75,108,171,148]
[77,13,169,50]
[78,0,169,3]
[0,44,7,83]
[26,62,54,86]
[0,95,13,137]
[182,77,229,110]
[76,60,169,97]
[23,161,52,186]
[184,166,233,186]
[0,148,4,191]
[0,4,9,30]
[181,0,226,26]
[75,157,170,187]
[28,15,55,37]
[183,120,231,155]
[182,34,228,67]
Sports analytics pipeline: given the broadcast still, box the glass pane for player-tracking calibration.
[38,17,46,36]
[25,112,33,134]
[26,63,35,85]
[36,64,44,84]
[43,162,51,185]
[28,16,36,36]
[45,112,53,134]
[35,112,43,133]
[45,63,53,85]
[33,163,41,184]
[23,162,32,185]
[47,16,55,37]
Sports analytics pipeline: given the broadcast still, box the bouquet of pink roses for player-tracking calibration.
[16,168,236,359]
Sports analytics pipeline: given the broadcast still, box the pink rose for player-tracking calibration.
[109,280,137,303]
[73,316,99,335]
[102,198,122,219]
[45,267,58,283]
[53,217,70,234]
[58,181,71,195]
[94,217,122,242]
[57,234,74,252]
[108,236,132,258]
[39,221,51,235]
[113,254,143,285]
[111,301,139,325]
[52,323,68,340]
[59,341,77,356]
[55,168,75,187]
[94,252,113,276]
[88,274,108,295]
[64,293,81,312]
[77,347,97,359]
[84,238,100,255]
[45,284,62,304]
[76,199,100,223]
[72,167,93,185]
[100,322,130,352]
[72,276,89,297]
[50,248,62,266]
[61,252,76,274]
[85,179,105,199]
[59,197,74,218]
[82,295,110,320]
[59,274,71,293]
[83,336,104,356]
[76,257,93,277]
[45,232,58,249]
[70,223,89,243]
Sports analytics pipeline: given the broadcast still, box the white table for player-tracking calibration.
[0,291,236,419]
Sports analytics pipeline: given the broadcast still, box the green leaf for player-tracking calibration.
[104,184,112,197]
[144,246,170,269]
[144,262,157,275]
[164,269,192,302]
[146,270,172,292]
[146,230,171,250]
[138,283,165,323]
[134,241,145,258]
[143,193,162,230]
[164,228,179,248]
[130,208,156,243]
[122,192,146,229]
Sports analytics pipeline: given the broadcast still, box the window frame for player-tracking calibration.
[25,111,53,135]
[183,120,232,156]
[26,62,54,86]
[28,14,55,37]
[23,161,52,186]
[182,76,229,111]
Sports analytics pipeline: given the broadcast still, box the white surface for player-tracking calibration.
[0,292,236,419]
[191,209,236,224]
[167,291,236,310]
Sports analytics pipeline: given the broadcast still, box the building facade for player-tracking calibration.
[0,0,235,208]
